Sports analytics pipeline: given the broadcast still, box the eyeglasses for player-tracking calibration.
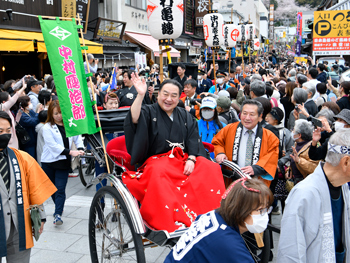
[256,206,273,216]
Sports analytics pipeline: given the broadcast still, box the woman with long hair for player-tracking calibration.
[280,82,297,126]
[41,100,84,225]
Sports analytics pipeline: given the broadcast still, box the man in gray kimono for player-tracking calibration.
[277,129,350,263]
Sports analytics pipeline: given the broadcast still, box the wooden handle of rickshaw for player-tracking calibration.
[254,232,264,248]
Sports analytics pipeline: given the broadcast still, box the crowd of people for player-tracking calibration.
[1,51,350,262]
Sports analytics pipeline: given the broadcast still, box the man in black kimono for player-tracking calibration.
[123,74,225,231]
[124,74,206,171]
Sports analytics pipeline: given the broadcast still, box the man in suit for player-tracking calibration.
[0,111,56,262]
[196,70,212,94]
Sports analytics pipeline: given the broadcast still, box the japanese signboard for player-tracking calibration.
[39,17,99,137]
[195,0,208,27]
[313,10,350,55]
[147,0,184,40]
[269,4,274,41]
[185,0,194,34]
[62,0,76,19]
[297,12,302,36]
[93,18,126,41]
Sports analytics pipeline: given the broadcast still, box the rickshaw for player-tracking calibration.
[84,108,275,263]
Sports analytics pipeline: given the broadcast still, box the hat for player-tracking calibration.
[198,70,205,75]
[218,90,230,98]
[200,96,217,109]
[335,109,350,125]
[216,72,226,78]
[216,96,231,109]
[27,77,42,88]
[269,107,284,124]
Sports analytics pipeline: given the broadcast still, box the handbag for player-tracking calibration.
[16,122,31,145]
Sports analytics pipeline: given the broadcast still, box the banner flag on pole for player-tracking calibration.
[39,17,99,137]
[110,66,117,90]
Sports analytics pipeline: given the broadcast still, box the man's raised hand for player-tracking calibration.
[131,72,147,96]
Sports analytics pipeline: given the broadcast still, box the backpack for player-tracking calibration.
[221,111,236,124]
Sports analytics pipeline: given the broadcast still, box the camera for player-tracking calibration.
[190,98,202,106]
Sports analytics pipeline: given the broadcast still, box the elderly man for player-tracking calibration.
[277,129,350,263]
[84,53,99,74]
[26,77,43,111]
[235,66,244,82]
[250,80,266,99]
[213,99,279,186]
[302,81,318,116]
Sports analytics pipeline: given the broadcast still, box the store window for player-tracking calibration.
[125,0,146,10]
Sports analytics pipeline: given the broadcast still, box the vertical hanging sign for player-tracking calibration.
[39,17,99,137]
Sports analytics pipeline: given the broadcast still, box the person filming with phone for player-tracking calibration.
[84,53,99,74]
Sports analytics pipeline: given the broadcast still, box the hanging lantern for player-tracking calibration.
[203,11,224,47]
[246,24,256,40]
[237,24,247,42]
[147,0,184,44]
[223,22,239,48]
[254,38,260,51]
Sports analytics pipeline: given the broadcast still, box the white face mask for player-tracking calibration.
[217,78,224,84]
[291,131,299,141]
[245,213,269,233]
[27,104,33,111]
[201,110,214,120]
[334,121,345,131]
[198,75,202,80]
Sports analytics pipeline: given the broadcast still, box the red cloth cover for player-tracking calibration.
[122,147,225,232]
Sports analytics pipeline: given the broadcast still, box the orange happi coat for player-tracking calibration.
[212,122,279,187]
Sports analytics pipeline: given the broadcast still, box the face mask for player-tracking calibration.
[291,131,299,141]
[198,76,202,80]
[0,133,11,149]
[27,104,33,111]
[245,213,269,233]
[334,121,345,131]
[202,110,214,120]
[217,78,224,84]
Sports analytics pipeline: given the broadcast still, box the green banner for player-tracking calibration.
[39,17,99,137]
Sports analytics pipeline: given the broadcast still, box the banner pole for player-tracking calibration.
[213,49,217,93]
[159,45,164,83]
[106,63,116,93]
[77,14,111,174]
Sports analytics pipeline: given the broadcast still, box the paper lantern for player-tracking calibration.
[147,0,184,41]
[246,24,256,40]
[223,23,240,48]
[237,24,247,42]
[253,39,260,51]
[203,12,224,47]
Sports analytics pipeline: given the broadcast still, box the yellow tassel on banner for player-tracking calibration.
[165,45,172,64]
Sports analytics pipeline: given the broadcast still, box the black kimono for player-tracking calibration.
[124,103,206,165]
[116,86,155,107]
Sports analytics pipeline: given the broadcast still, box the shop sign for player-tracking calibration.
[195,0,209,27]
[313,10,350,55]
[93,17,126,41]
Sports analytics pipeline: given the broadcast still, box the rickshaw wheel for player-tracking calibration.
[89,186,146,263]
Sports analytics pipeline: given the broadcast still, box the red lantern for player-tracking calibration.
[147,0,184,41]
[203,11,224,47]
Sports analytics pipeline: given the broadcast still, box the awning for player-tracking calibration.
[125,31,180,57]
[0,29,103,54]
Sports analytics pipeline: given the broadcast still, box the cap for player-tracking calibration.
[335,109,350,125]
[198,70,205,75]
[216,72,226,78]
[269,107,284,124]
[218,90,230,98]
[27,77,42,88]
[216,96,231,109]
[200,96,217,109]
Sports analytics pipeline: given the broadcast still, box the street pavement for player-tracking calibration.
[8,173,281,263]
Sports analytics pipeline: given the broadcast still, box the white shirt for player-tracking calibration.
[237,125,258,168]
[185,94,196,107]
